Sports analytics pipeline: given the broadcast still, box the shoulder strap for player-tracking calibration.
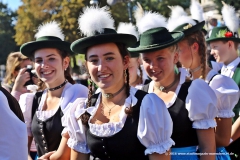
[142,83,150,92]
[0,87,25,122]
[90,93,100,107]
[208,74,218,85]
[232,62,240,88]
[134,90,148,107]
[143,79,151,85]
[31,91,44,120]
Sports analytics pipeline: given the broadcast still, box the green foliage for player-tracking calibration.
[0,2,17,64]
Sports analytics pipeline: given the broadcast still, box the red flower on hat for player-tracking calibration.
[224,31,233,38]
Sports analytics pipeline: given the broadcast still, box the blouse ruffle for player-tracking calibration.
[186,79,218,129]
[64,87,173,155]
[206,70,239,118]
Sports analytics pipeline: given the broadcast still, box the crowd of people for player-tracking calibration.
[1,0,240,160]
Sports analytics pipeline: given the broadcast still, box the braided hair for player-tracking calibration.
[185,30,207,80]
[80,43,132,125]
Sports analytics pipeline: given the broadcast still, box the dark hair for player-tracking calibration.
[36,49,75,91]
[138,65,143,84]
[185,30,207,79]
[81,43,132,125]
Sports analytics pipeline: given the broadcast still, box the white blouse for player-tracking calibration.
[19,83,88,136]
[147,68,218,129]
[63,87,174,155]
[206,69,240,117]
[221,57,240,78]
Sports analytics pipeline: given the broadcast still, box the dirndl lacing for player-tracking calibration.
[171,146,199,160]
[215,147,231,160]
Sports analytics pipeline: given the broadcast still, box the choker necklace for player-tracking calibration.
[48,80,67,91]
[189,66,201,73]
[103,84,125,99]
[155,75,178,92]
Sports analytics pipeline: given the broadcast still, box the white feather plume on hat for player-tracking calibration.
[168,5,187,20]
[35,21,65,40]
[137,11,167,34]
[168,16,196,32]
[221,2,239,33]
[190,0,204,22]
[78,6,114,37]
[117,23,139,41]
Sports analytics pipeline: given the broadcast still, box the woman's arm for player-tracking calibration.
[197,128,216,160]
[70,149,89,160]
[215,118,232,147]
[231,117,240,142]
[48,134,71,160]
[148,150,170,160]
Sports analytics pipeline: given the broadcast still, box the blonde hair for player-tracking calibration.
[4,52,29,84]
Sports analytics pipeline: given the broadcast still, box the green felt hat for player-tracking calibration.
[206,26,240,43]
[71,28,136,54]
[172,20,205,36]
[20,36,73,57]
[128,27,184,53]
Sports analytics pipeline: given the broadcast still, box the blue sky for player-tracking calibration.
[2,0,22,11]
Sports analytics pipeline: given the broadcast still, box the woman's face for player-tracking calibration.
[34,48,69,86]
[128,57,139,84]
[14,59,33,78]
[141,47,178,82]
[178,40,193,68]
[86,43,128,92]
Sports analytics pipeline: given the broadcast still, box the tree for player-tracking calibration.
[0,2,17,64]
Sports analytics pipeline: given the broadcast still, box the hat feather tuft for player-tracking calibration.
[168,5,187,20]
[134,2,145,24]
[190,0,204,22]
[137,11,167,34]
[117,22,139,41]
[35,21,65,40]
[221,2,239,33]
[78,6,114,37]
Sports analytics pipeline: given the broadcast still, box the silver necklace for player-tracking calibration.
[155,74,179,92]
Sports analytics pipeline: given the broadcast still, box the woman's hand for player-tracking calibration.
[37,151,56,160]
[12,68,30,93]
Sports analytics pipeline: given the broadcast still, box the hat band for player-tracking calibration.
[140,38,174,48]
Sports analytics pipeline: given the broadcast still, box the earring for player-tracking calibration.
[64,68,67,71]
[124,70,127,77]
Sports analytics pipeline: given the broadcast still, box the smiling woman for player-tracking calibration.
[18,21,89,160]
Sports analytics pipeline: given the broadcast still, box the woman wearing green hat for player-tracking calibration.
[19,21,88,160]
[64,6,173,160]
[168,1,239,160]
[129,10,218,160]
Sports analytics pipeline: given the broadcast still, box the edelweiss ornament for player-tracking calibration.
[20,21,73,57]
[71,6,137,54]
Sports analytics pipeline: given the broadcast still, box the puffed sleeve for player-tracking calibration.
[62,98,90,154]
[19,92,35,136]
[61,84,88,113]
[209,75,239,118]
[138,93,174,155]
[186,79,218,129]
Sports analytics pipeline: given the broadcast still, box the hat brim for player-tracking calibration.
[71,34,137,54]
[128,32,184,53]
[20,41,74,57]
[206,37,240,43]
[181,21,205,36]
